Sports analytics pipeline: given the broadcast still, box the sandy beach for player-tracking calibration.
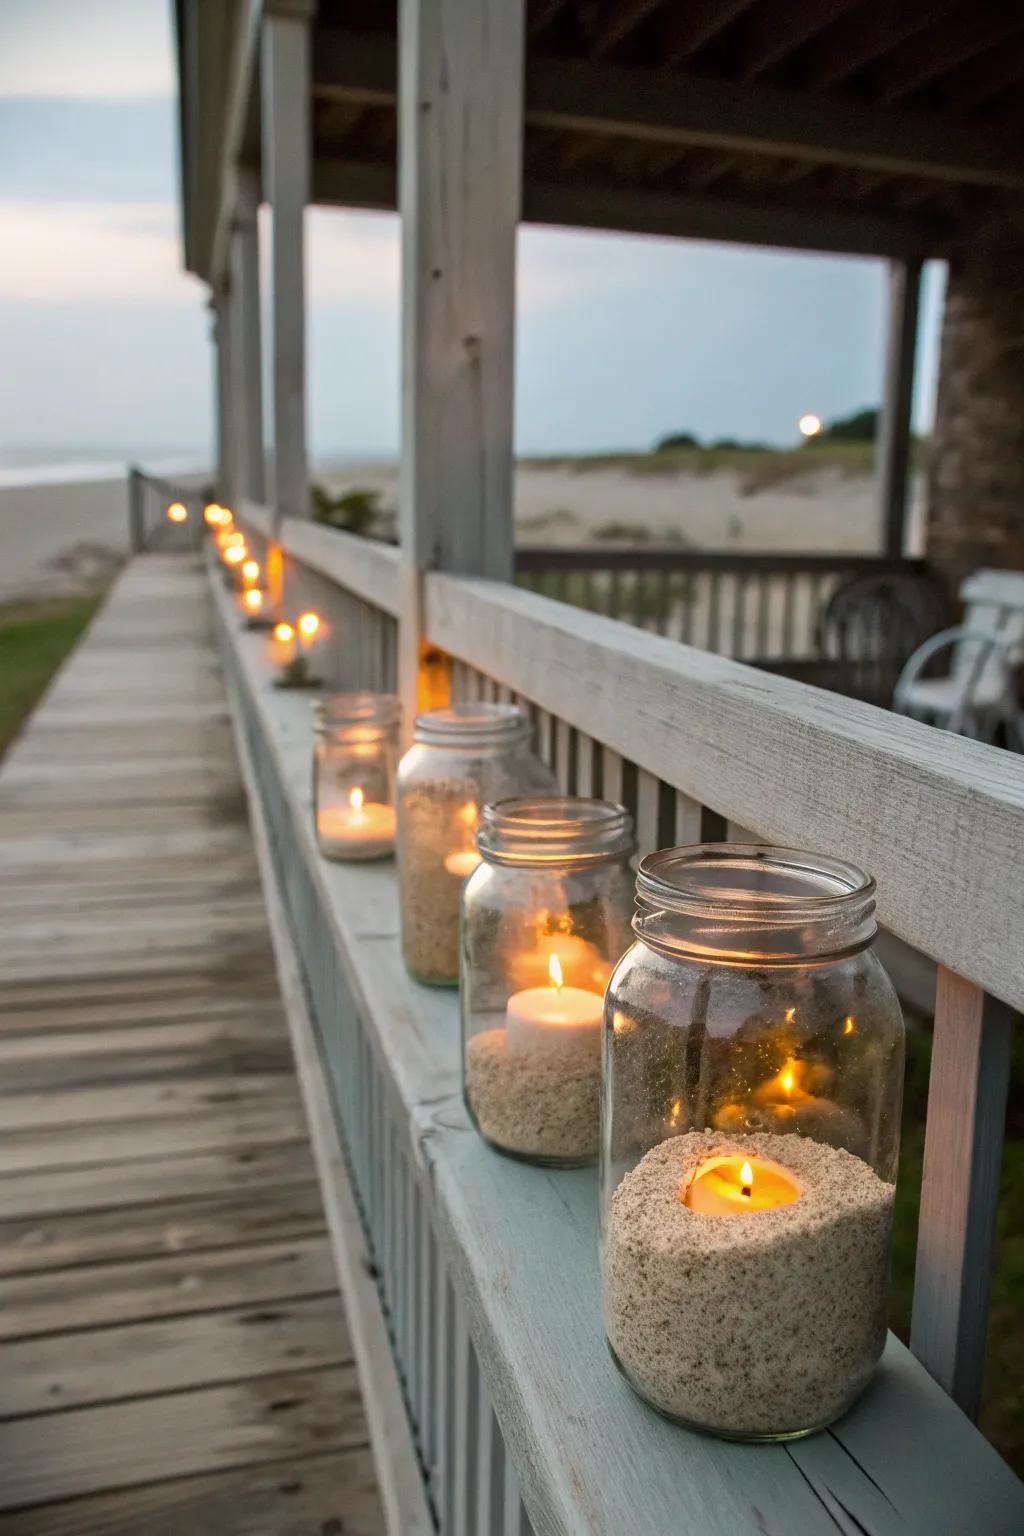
[0,453,922,606]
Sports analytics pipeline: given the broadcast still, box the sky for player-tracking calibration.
[0,0,945,467]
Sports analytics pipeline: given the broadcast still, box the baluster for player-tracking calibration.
[657,565,672,637]
[476,1397,506,1532]
[756,573,770,657]
[420,1214,438,1477]
[707,572,722,653]
[452,1319,480,1536]
[609,563,622,620]
[911,968,1012,1419]
[731,573,746,659]
[636,769,660,858]
[674,789,703,844]
[602,747,624,805]
[576,732,595,797]
[554,718,572,791]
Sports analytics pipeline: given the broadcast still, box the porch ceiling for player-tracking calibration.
[179,0,1024,278]
[313,0,1024,257]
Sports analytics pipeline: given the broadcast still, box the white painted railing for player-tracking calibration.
[224,508,1024,1534]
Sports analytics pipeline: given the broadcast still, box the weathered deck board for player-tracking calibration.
[0,556,384,1531]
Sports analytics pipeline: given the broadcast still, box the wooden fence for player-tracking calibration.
[215,504,1023,1535]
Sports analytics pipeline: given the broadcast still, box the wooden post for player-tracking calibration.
[231,166,265,505]
[212,291,234,506]
[261,0,312,535]
[911,967,1013,1418]
[397,0,525,738]
[877,258,922,559]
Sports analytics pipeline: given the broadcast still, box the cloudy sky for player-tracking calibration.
[0,0,944,467]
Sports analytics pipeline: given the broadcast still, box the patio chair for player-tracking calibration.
[816,569,949,707]
[893,569,1024,745]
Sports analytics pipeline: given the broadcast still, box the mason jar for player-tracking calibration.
[461,796,635,1167]
[396,704,556,986]
[313,693,400,861]
[602,843,904,1441]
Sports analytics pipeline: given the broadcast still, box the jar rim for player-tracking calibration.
[477,795,635,865]
[414,702,530,748]
[314,691,400,734]
[634,843,876,963]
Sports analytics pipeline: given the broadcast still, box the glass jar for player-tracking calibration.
[461,796,635,1167]
[313,693,400,861]
[396,704,556,986]
[602,843,904,1442]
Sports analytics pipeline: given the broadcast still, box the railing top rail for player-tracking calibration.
[515,545,925,573]
[234,505,402,617]
[426,571,1024,1011]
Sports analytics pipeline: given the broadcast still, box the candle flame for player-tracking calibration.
[779,1065,796,1096]
[244,588,263,612]
[459,800,478,829]
[740,1161,753,1194]
[241,559,260,584]
[274,621,295,643]
[349,787,365,821]
[784,1006,796,1024]
[166,502,188,523]
[843,1016,856,1036]
[224,545,246,565]
[548,953,564,991]
[297,611,321,640]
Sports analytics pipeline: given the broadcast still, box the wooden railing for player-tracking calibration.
[127,465,209,553]
[515,546,922,659]
[218,507,1023,1535]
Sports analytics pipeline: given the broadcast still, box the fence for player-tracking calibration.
[127,465,210,554]
[212,504,1023,1534]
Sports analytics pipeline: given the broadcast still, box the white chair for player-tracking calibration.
[893,569,1024,745]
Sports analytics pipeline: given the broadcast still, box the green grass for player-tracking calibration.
[0,595,105,758]
[890,1023,1024,1473]
[518,440,924,490]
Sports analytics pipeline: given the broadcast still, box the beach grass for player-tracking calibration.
[0,594,104,758]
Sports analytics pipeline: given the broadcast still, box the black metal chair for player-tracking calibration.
[815,570,950,707]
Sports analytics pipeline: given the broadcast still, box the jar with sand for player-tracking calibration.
[396,705,556,986]
[461,796,634,1165]
[601,843,904,1440]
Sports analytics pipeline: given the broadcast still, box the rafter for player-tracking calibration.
[661,0,757,67]
[592,0,663,57]
[877,7,1023,103]
[804,0,955,91]
[739,0,863,80]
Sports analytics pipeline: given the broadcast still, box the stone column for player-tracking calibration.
[925,243,1024,603]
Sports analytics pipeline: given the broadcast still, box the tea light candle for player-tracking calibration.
[505,954,603,1054]
[318,787,395,861]
[444,848,482,879]
[683,1153,801,1215]
[606,1131,895,1438]
[166,501,188,524]
[510,931,611,994]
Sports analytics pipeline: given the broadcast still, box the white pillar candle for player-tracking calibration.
[505,954,603,1054]
[443,848,482,878]
[318,788,395,860]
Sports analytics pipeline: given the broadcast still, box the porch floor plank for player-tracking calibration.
[0,555,385,1531]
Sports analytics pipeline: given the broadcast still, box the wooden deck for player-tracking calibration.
[0,557,385,1534]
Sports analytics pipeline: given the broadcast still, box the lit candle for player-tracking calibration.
[443,799,482,878]
[505,953,603,1054]
[242,587,264,616]
[297,610,321,652]
[241,559,261,587]
[224,544,247,567]
[510,929,611,994]
[271,621,296,665]
[166,501,188,524]
[318,787,396,860]
[683,1153,801,1216]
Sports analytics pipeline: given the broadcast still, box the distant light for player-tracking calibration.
[203,503,220,526]
[798,413,822,438]
[297,611,321,640]
[224,545,247,565]
[241,559,260,584]
[274,622,295,644]
[166,502,188,523]
[244,588,264,612]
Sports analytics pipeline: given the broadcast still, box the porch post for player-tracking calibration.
[231,166,265,505]
[877,258,922,560]
[212,291,235,507]
[261,0,312,536]
[397,0,525,737]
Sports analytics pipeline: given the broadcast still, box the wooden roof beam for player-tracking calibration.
[592,0,664,58]
[527,0,569,39]
[660,0,757,67]
[877,6,1024,104]
[739,0,864,80]
[941,39,1024,113]
[804,0,956,91]
[312,33,1024,191]
[311,154,951,258]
